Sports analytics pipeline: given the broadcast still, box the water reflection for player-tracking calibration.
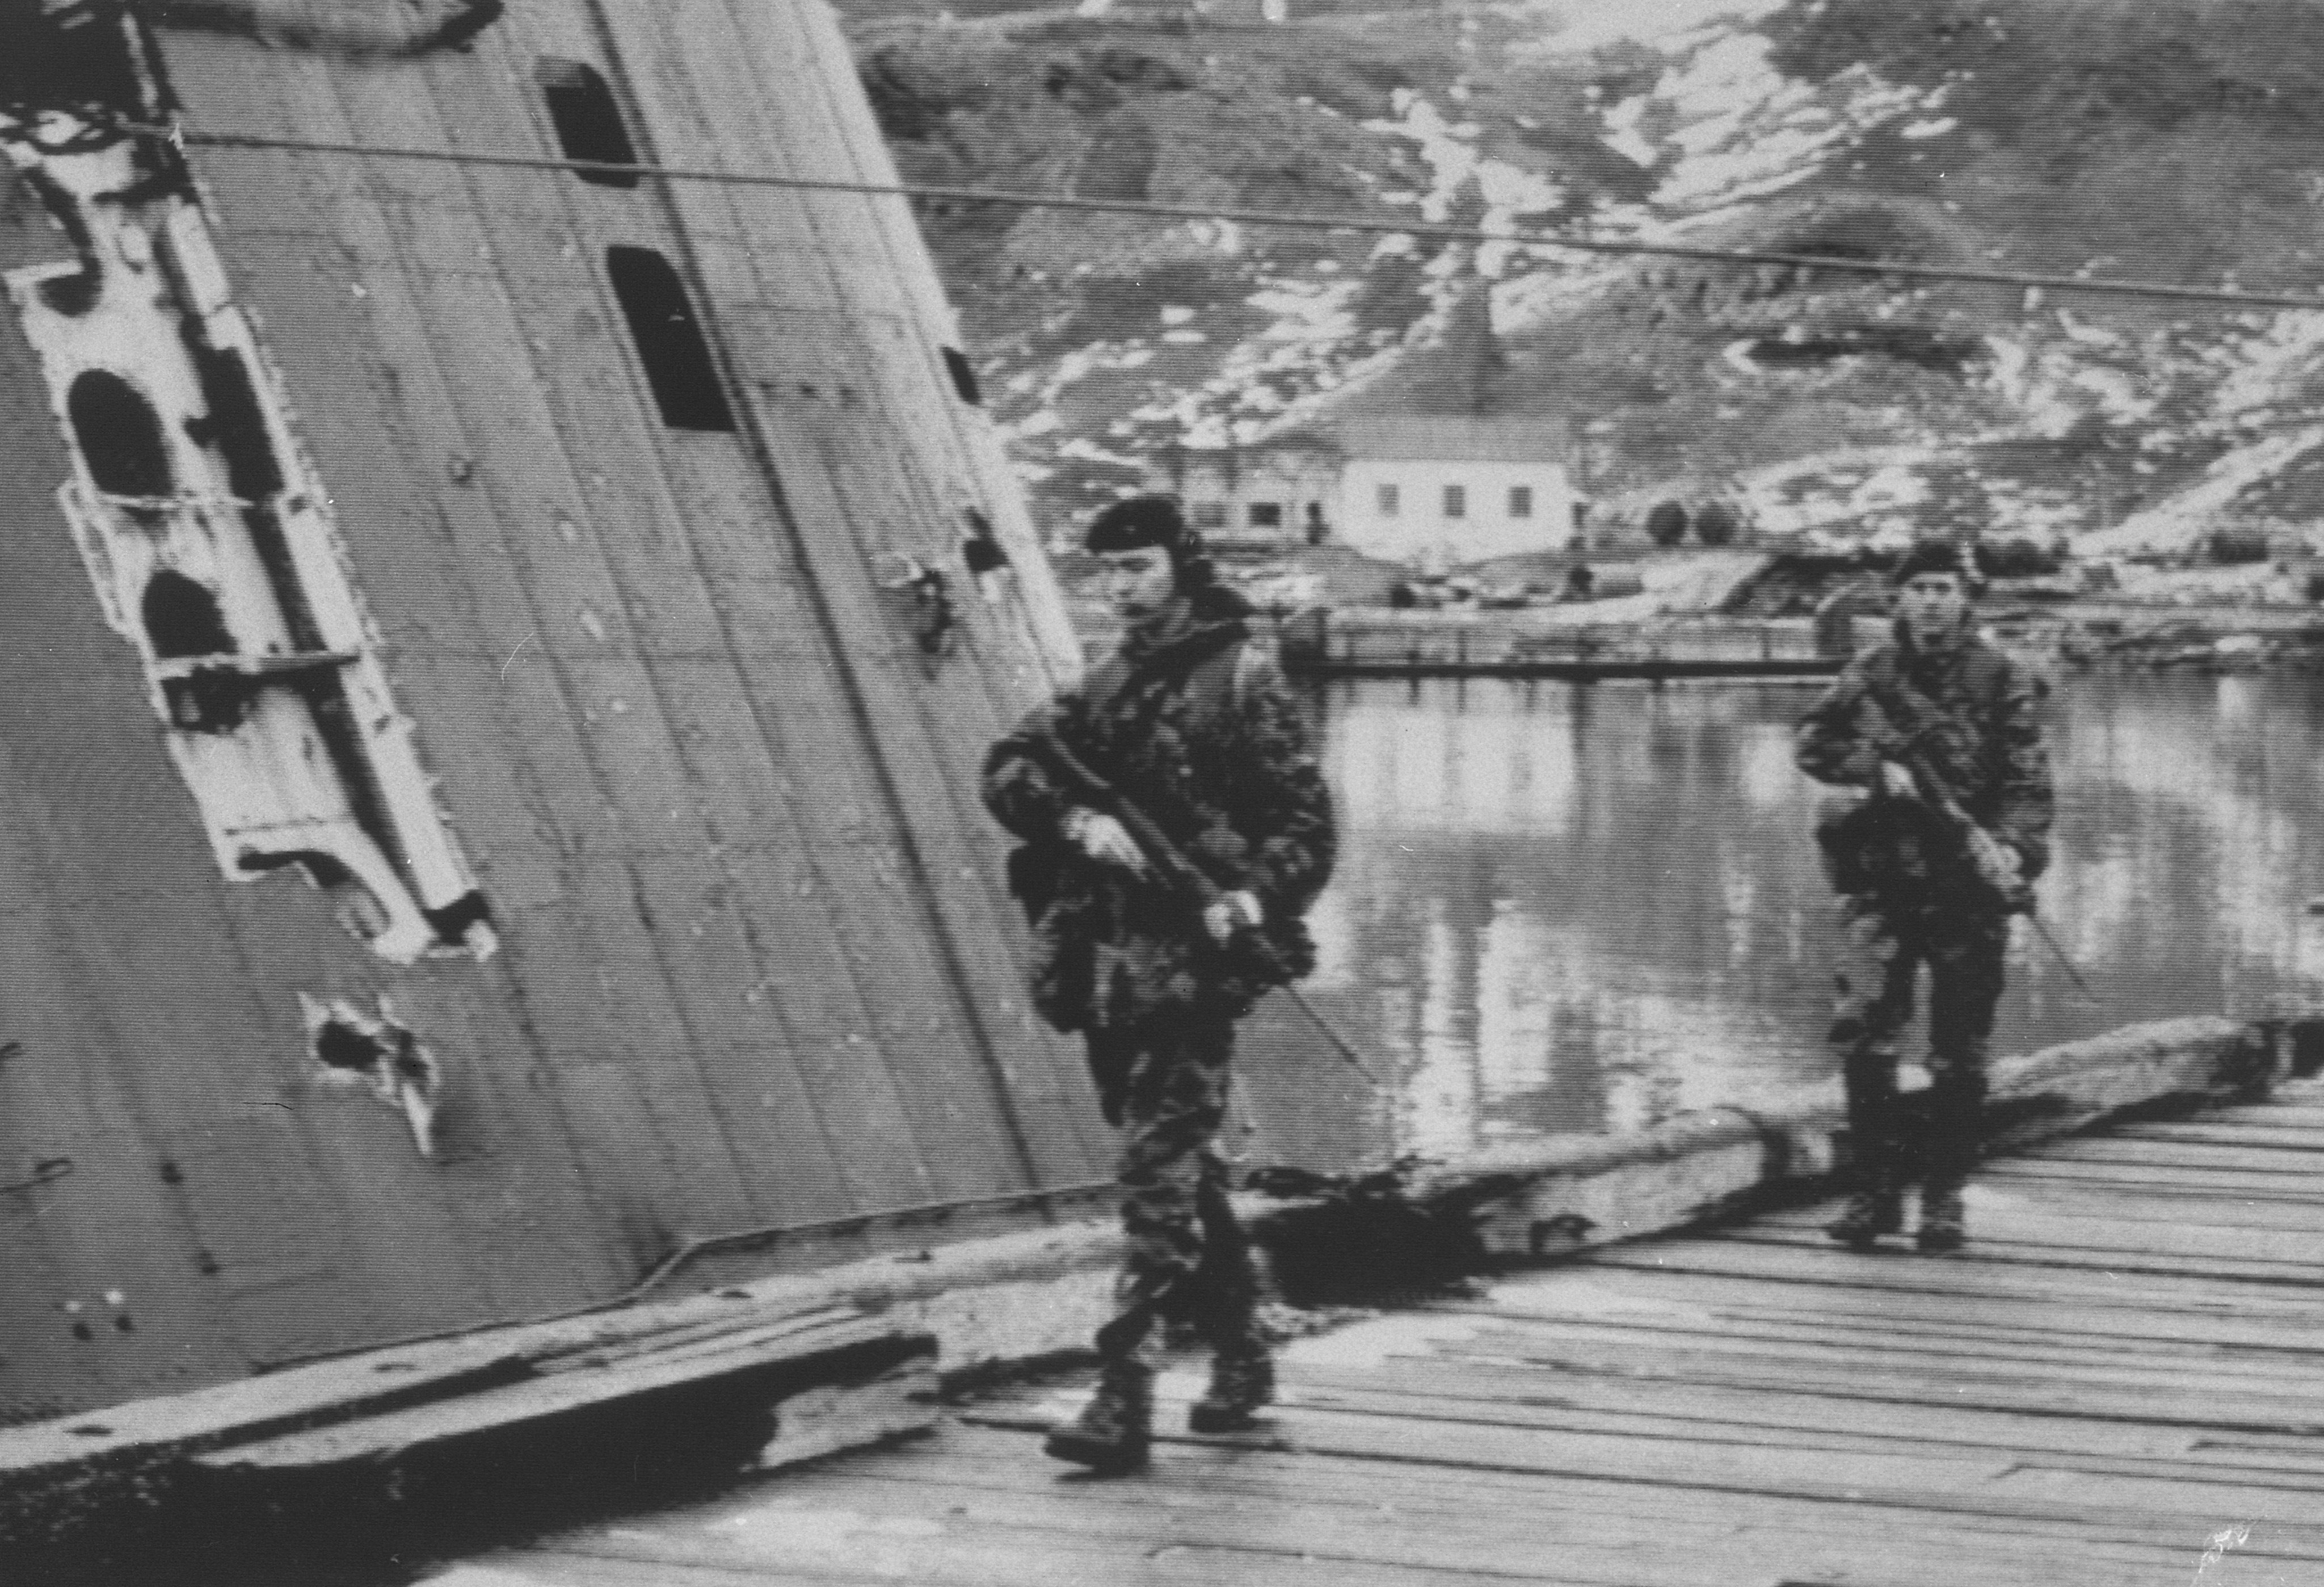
[1239,672,2324,1172]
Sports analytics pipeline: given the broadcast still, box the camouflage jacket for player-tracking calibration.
[981,586,1337,1033]
[1795,620,2054,909]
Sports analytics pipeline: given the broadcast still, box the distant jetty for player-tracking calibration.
[1271,608,1842,680]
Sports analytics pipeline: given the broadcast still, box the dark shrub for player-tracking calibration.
[1645,500,1689,547]
[1974,536,2063,579]
[2209,527,2271,565]
[1693,502,1740,546]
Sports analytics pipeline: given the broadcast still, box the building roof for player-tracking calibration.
[1336,415,1569,462]
[1158,427,1341,460]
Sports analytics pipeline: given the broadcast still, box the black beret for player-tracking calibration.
[1083,494,1221,591]
[1891,538,1982,588]
[1085,495,1189,553]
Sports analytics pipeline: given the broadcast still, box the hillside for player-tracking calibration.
[844,0,2324,552]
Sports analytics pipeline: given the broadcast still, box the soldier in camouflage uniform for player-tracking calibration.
[982,495,1336,1472]
[1795,539,2053,1253]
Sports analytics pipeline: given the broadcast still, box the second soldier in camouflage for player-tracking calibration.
[1795,538,2054,1253]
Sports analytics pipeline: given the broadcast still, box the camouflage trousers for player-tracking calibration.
[1829,894,2011,1194]
[1084,1008,1260,1365]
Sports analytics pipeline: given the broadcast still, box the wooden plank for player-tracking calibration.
[1728,1223,2324,1285]
[848,1426,2233,1555]
[535,1533,1635,1587]
[0,1332,532,1491]
[195,1316,932,1474]
[2115,1122,2324,1150]
[1280,1357,2320,1479]
[962,1391,2324,1542]
[539,1484,2147,1587]
[1980,1159,2324,1197]
[1471,1262,2324,1356]
[819,1434,2228,1581]
[2194,1102,2324,1127]
[718,1479,2179,1587]
[1427,1304,2324,1408]
[1755,1199,2324,1264]
[1416,1328,2324,1436]
[1647,1216,2324,1289]
[2038,1136,2324,1173]
[1449,1295,2324,1381]
[1596,1237,2324,1319]
[1804,1178,2324,1233]
[1426,1310,2324,1403]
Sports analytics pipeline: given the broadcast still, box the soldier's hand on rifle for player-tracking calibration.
[1879,760,1918,800]
[1063,807,1148,875]
[1968,826,2025,893]
[1203,890,1264,945]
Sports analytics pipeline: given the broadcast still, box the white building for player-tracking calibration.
[1140,416,1576,565]
[1146,431,1341,545]
[1335,416,1576,567]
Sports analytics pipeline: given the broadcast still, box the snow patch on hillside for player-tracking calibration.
[1489,22,1950,344]
[1597,42,1937,220]
[2214,310,2324,416]
[2081,425,2324,555]
[1734,444,1946,541]
[1524,0,1787,55]
[1363,90,1563,276]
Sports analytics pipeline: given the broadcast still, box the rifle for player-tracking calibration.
[1029,727,1240,921]
[1025,727,1382,1084]
[1879,732,2034,916]
[1862,687,2098,1000]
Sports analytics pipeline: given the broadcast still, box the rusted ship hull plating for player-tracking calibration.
[0,0,1104,1426]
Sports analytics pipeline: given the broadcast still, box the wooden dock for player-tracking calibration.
[1274,611,1845,680]
[429,1084,2324,1586]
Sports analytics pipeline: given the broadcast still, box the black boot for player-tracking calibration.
[1917,1182,1967,1253]
[1188,1347,1274,1433]
[1829,1049,1902,1248]
[1044,1358,1153,1474]
[1918,1066,1985,1253]
[1825,1187,1903,1248]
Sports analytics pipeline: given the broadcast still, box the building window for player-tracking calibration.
[1443,483,1466,519]
[1509,485,1533,518]
[537,60,641,188]
[1191,502,1229,529]
[604,247,735,432]
[1376,483,1399,516]
[1248,502,1283,529]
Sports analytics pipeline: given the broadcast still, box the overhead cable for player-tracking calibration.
[114,123,2324,314]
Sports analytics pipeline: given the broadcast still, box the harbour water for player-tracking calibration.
[1239,670,2324,1170]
